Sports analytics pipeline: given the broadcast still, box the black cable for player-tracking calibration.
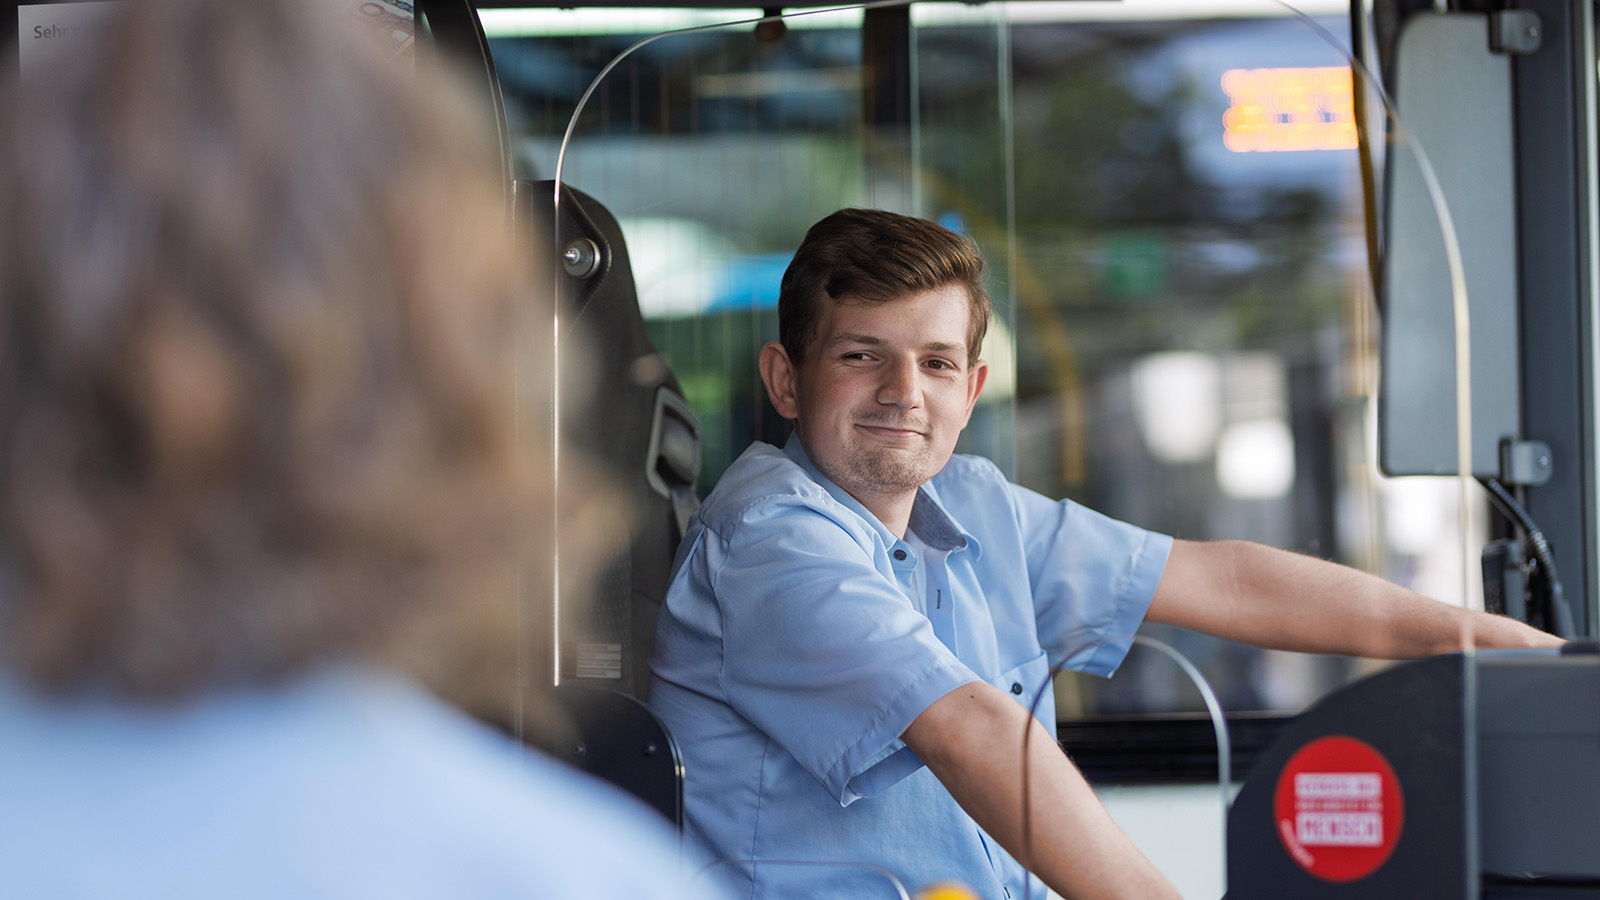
[1350,0,1384,305]
[1480,477,1574,638]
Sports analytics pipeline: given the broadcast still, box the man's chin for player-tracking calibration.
[852,458,937,494]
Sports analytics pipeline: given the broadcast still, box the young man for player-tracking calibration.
[648,208,1561,900]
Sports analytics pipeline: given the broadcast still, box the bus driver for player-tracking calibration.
[647,207,1561,900]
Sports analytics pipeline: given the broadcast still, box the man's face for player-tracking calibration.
[762,285,988,515]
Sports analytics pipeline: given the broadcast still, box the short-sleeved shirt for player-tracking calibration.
[649,436,1172,900]
[0,664,728,900]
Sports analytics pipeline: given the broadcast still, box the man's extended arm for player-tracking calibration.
[1146,538,1563,657]
[902,682,1183,900]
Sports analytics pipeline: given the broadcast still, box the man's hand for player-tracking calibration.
[902,682,1182,900]
[1147,539,1564,657]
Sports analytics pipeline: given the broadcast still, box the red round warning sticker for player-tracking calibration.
[1272,735,1404,882]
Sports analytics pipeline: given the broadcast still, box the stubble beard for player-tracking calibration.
[814,417,940,504]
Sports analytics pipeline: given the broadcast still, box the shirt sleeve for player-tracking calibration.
[703,495,978,806]
[1007,482,1173,677]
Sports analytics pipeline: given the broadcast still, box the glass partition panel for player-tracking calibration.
[483,0,1478,722]
[488,4,1015,487]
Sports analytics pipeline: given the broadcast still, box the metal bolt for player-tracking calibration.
[561,238,602,278]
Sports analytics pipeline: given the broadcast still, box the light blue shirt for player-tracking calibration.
[649,436,1173,900]
[0,664,727,900]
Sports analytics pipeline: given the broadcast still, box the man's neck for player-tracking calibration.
[859,491,915,540]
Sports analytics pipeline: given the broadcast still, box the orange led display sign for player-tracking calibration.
[1222,66,1357,153]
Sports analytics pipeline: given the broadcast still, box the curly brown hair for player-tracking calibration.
[0,0,597,704]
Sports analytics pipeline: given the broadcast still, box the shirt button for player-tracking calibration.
[1010,682,1023,695]
[893,549,907,561]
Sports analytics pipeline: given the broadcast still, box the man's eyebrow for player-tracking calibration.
[825,333,968,355]
[825,332,885,348]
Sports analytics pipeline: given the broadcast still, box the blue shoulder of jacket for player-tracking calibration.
[693,442,837,537]
[929,452,1013,506]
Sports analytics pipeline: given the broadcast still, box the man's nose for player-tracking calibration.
[876,358,921,408]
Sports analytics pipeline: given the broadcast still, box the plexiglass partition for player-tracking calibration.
[484,0,1481,728]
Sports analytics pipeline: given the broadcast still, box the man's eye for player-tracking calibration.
[926,359,954,370]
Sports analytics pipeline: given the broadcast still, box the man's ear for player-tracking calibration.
[759,342,800,419]
[961,359,990,424]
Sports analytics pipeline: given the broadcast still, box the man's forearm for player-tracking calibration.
[1147,539,1563,658]
[903,682,1182,900]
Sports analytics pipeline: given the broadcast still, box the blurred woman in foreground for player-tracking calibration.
[0,1,716,897]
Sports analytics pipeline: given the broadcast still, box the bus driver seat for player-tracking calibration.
[515,180,701,829]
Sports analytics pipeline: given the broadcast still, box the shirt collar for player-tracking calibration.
[781,433,979,557]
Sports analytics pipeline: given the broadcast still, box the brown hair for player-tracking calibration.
[0,0,602,703]
[777,208,992,366]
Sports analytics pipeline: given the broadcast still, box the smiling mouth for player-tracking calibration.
[856,423,926,440]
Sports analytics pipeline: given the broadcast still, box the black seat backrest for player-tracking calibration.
[514,180,701,700]
[531,684,685,829]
